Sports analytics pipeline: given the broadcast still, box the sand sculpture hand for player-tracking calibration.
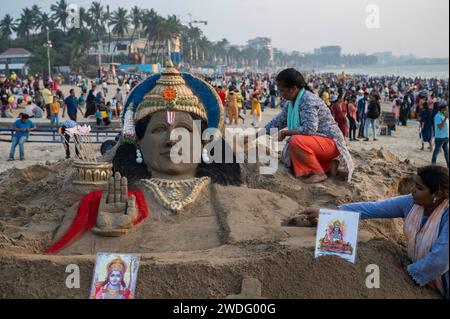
[94,172,138,237]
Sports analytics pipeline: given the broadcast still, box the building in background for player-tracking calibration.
[0,48,31,76]
[314,46,342,66]
[247,37,274,62]
[88,29,181,65]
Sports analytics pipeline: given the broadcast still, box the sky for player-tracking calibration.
[2,0,449,58]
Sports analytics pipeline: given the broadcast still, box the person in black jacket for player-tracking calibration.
[364,91,381,141]
[84,83,97,118]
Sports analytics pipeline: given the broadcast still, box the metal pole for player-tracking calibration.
[46,28,51,81]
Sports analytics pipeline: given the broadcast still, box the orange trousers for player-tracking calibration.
[289,135,340,177]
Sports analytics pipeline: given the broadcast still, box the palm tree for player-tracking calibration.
[89,1,106,42]
[141,9,161,62]
[182,26,202,63]
[198,36,213,64]
[50,0,68,31]
[67,28,93,72]
[0,14,15,47]
[79,7,91,29]
[105,5,113,52]
[215,38,230,65]
[152,16,167,63]
[14,8,34,43]
[35,12,56,34]
[109,7,130,54]
[31,4,42,31]
[128,6,141,56]
[228,46,241,66]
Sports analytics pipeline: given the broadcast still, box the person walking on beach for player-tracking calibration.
[331,95,349,138]
[357,91,368,138]
[42,83,53,119]
[8,113,36,161]
[63,89,83,121]
[432,104,449,168]
[226,89,239,125]
[420,102,434,152]
[347,97,358,141]
[269,82,277,108]
[115,88,124,118]
[85,84,97,118]
[364,91,381,141]
[50,96,61,129]
[250,93,262,127]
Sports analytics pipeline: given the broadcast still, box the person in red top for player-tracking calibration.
[347,96,358,141]
[217,86,227,107]
[331,95,349,138]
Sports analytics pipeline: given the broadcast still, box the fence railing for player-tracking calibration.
[0,126,120,144]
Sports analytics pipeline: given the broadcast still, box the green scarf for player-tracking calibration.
[287,88,306,131]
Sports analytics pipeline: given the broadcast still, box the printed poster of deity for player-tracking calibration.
[314,209,361,264]
[90,253,140,299]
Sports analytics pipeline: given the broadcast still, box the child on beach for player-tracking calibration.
[50,96,61,129]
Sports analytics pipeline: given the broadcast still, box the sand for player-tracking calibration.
[0,93,447,299]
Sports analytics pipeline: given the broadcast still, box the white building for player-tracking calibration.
[0,48,31,76]
[89,30,181,64]
[247,37,274,62]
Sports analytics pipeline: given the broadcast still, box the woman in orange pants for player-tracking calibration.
[288,135,340,178]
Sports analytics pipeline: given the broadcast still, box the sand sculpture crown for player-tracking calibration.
[134,60,208,122]
[121,60,224,144]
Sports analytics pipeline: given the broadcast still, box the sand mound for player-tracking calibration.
[0,149,440,299]
[0,160,88,253]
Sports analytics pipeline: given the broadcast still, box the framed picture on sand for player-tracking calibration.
[90,253,140,299]
[314,209,361,264]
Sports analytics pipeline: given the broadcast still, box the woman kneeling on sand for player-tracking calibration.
[292,165,449,299]
[264,68,354,184]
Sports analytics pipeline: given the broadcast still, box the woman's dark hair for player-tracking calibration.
[113,114,242,186]
[276,68,313,93]
[417,165,449,197]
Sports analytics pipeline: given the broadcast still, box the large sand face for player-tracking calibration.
[0,149,442,298]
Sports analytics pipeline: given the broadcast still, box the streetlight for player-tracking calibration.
[182,13,208,66]
[44,27,53,82]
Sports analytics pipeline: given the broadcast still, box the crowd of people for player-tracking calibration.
[202,71,449,168]
[1,71,144,160]
[1,69,449,167]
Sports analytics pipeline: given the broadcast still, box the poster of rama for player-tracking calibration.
[314,209,361,264]
[90,253,140,299]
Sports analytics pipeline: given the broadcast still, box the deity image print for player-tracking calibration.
[90,254,140,299]
[319,220,353,255]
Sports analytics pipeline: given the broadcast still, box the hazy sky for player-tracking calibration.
[2,0,449,58]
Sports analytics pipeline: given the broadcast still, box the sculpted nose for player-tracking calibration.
[166,138,177,147]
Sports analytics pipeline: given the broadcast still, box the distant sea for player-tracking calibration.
[316,63,449,79]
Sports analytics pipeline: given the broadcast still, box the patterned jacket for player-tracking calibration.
[264,90,354,181]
